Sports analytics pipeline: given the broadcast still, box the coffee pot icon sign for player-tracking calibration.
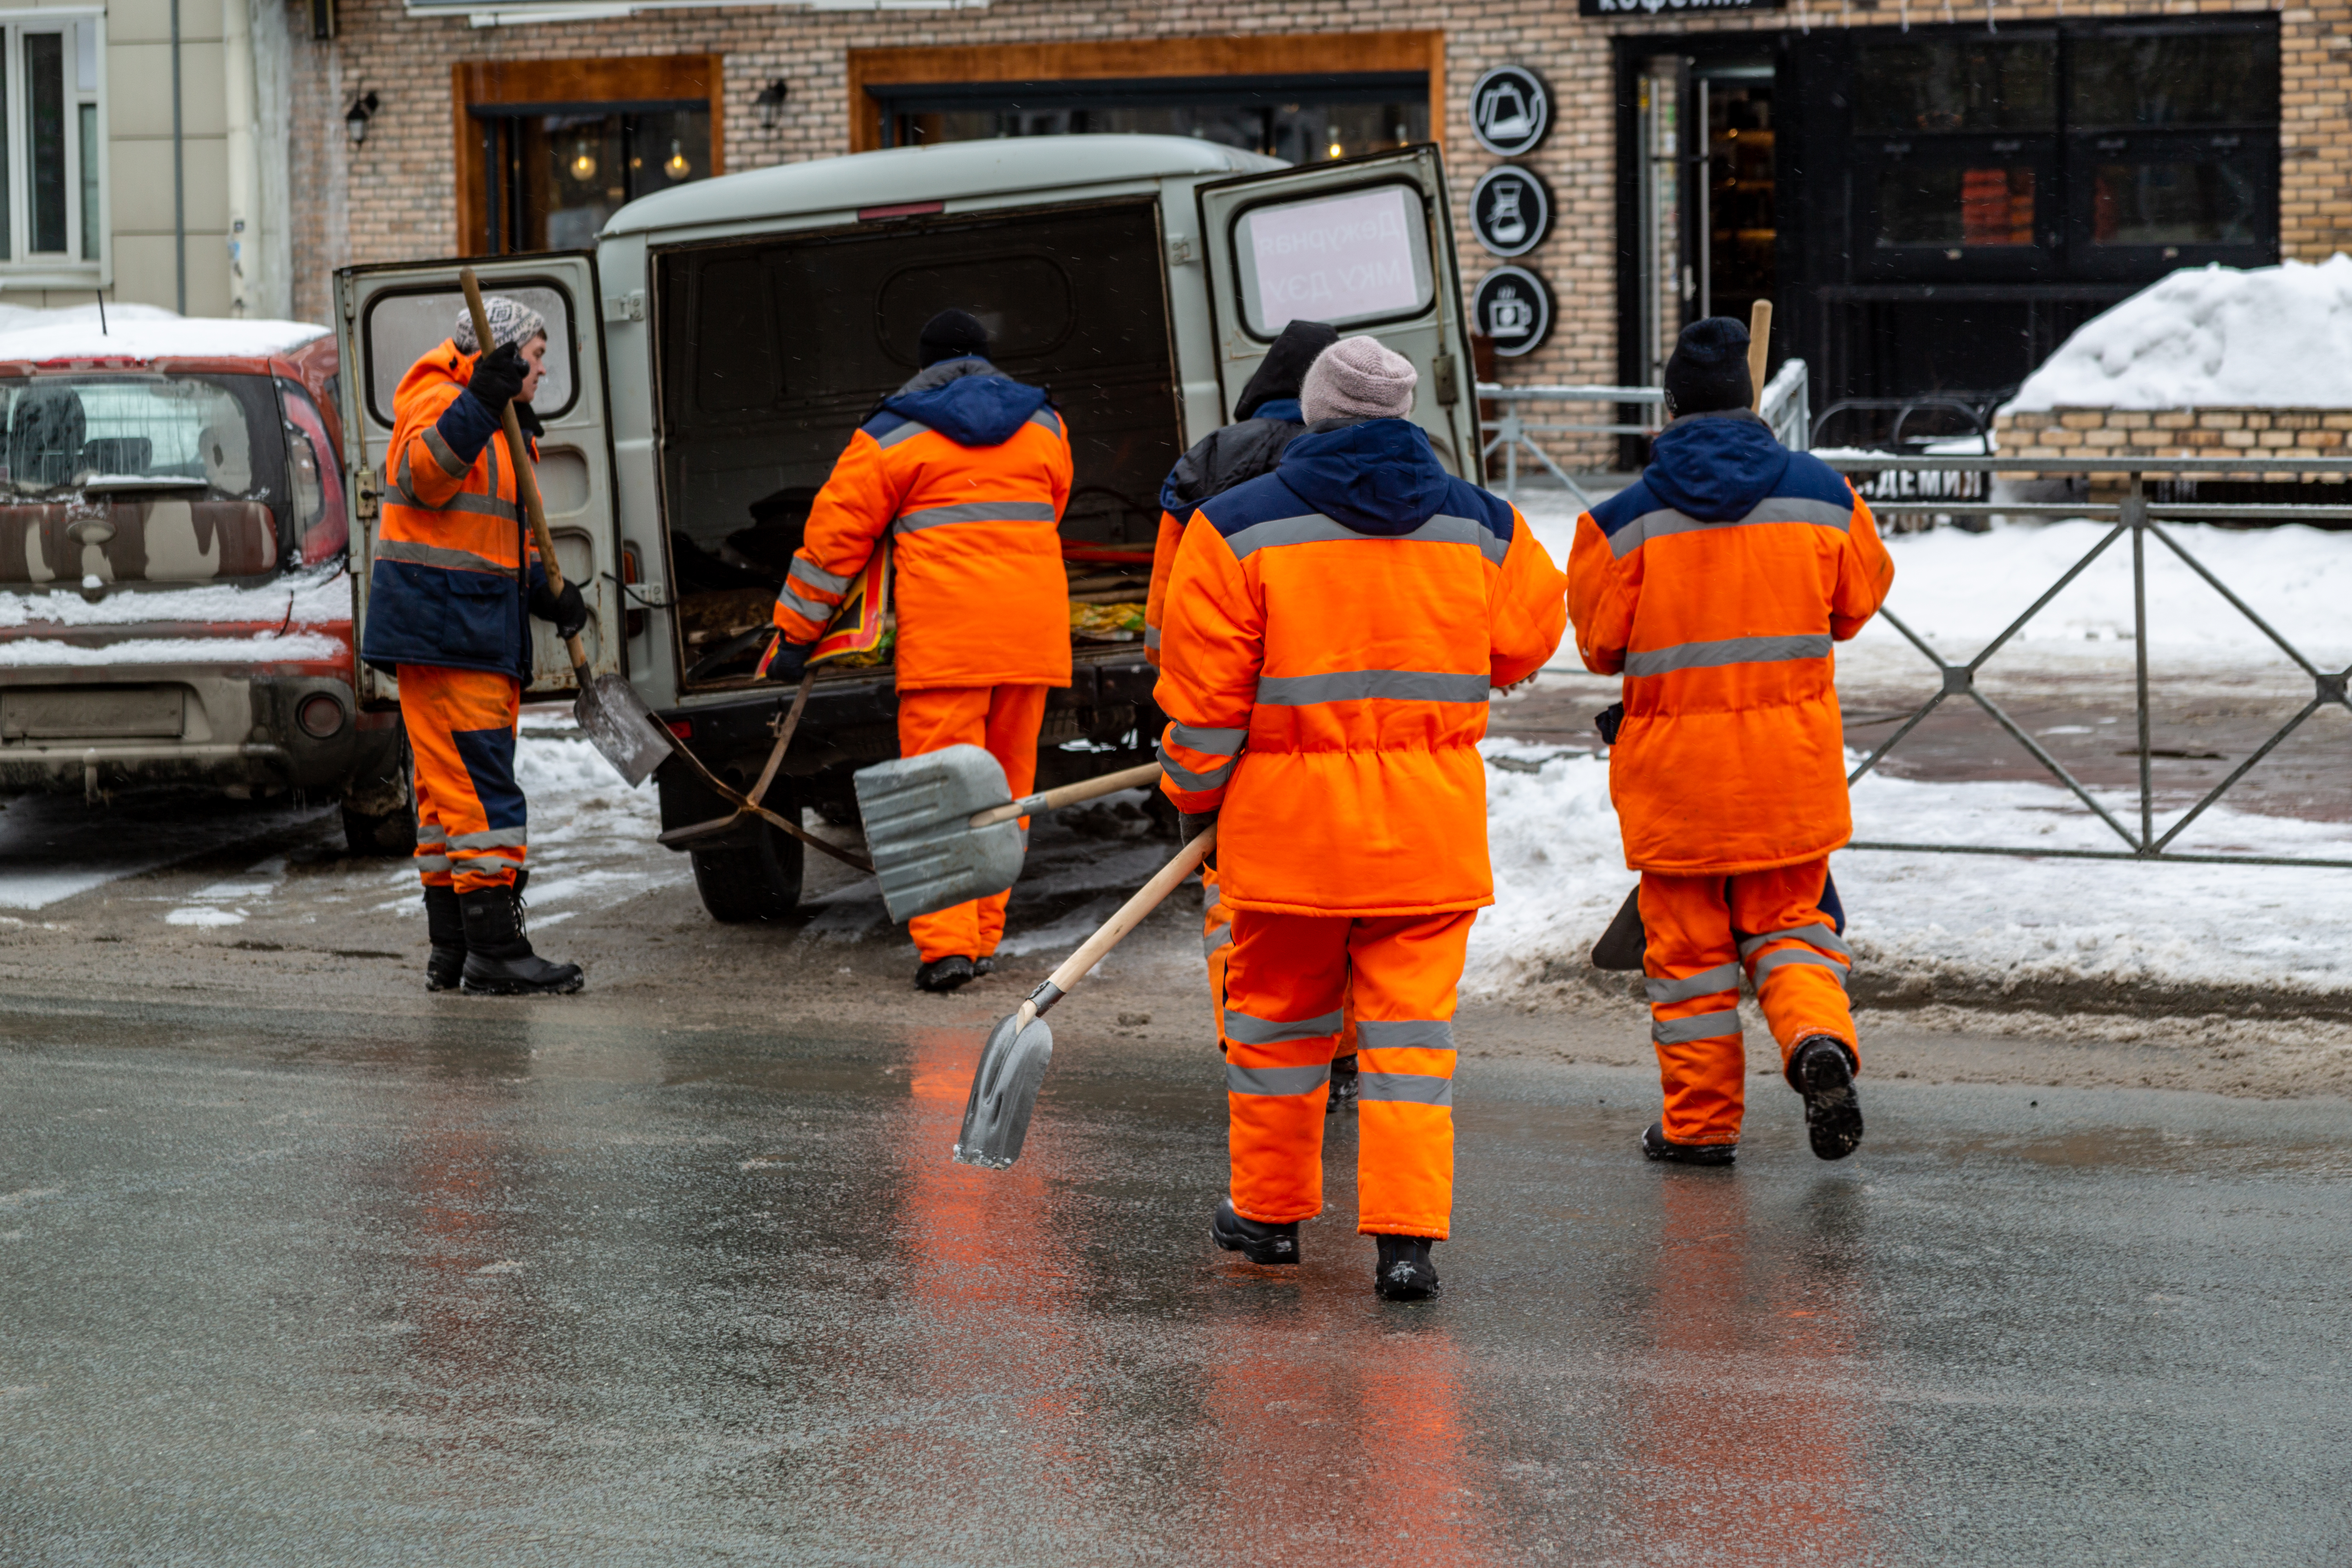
[1487,182,1527,247]
[1479,80,1537,143]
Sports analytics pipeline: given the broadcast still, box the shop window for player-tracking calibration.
[2090,161,2259,248]
[878,82,1428,163]
[2069,32,2277,129]
[1853,38,2055,134]
[0,18,105,278]
[1877,166,2036,249]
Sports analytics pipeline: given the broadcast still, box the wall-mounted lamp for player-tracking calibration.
[755,79,789,132]
[345,90,379,145]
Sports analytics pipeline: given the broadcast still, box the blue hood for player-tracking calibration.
[883,363,1051,448]
[1275,419,1451,534]
[1252,397,1303,425]
[1644,412,1793,522]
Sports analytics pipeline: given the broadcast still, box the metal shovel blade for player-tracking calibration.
[953,1009,1054,1168]
[573,672,672,788]
[855,744,1028,924]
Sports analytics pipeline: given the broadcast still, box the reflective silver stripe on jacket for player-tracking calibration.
[1645,962,1742,1005]
[790,556,855,595]
[1169,722,1245,757]
[1222,510,1510,564]
[1605,496,1854,560]
[421,425,469,479]
[1029,408,1065,437]
[1358,1072,1454,1107]
[413,853,452,872]
[1353,1019,1455,1051]
[776,585,832,624]
[1143,625,1162,649]
[1156,739,1235,793]
[446,828,527,850]
[390,448,520,522]
[416,824,448,846]
[1651,1009,1743,1045]
[1750,947,1849,988]
[1738,923,1853,960]
[1224,1008,1345,1046]
[1203,924,1232,958]
[459,852,526,872]
[873,419,932,449]
[1254,669,1491,706]
[1622,634,1832,678]
[895,500,1060,535]
[376,538,512,576]
[1226,1061,1332,1096]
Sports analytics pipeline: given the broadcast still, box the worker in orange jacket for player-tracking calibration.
[1568,317,1894,1165]
[362,296,585,996]
[1158,336,1568,1300]
[771,310,1074,991]
[1143,320,1364,1106]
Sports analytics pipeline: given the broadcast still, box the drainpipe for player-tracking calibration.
[171,0,185,314]
[224,0,255,317]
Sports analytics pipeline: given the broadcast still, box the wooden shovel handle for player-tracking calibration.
[459,268,590,680]
[969,760,1163,829]
[1040,826,1214,1002]
[1748,299,1773,412]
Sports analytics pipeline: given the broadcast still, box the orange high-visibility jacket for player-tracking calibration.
[361,341,542,677]
[1568,410,1894,874]
[773,360,1073,691]
[1145,397,1311,667]
[1156,418,1568,917]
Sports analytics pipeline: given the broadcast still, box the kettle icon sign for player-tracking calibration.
[1479,81,1536,143]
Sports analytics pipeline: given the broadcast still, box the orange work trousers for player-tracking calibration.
[1203,864,1357,1054]
[398,663,525,895]
[1640,859,1857,1148]
[1220,908,1471,1238]
[898,683,1049,963]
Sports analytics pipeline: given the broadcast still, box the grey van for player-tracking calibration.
[335,136,1480,922]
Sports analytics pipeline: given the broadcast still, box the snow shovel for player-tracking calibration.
[459,269,668,788]
[954,825,1215,1168]
[656,615,850,853]
[855,747,1162,924]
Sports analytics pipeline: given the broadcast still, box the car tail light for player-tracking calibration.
[297,693,346,739]
[666,717,693,739]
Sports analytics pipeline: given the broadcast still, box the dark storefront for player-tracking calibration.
[1615,16,2281,430]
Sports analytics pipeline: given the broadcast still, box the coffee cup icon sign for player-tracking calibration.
[1488,285,1535,338]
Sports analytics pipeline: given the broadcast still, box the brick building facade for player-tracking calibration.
[285,0,2352,418]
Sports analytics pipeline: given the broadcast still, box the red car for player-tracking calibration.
[0,310,409,852]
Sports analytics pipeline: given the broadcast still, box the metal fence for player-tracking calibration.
[1479,359,1811,507]
[1822,454,2352,870]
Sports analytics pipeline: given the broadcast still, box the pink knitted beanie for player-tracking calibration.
[1299,335,1418,423]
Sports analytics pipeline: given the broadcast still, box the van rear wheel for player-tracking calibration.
[690,813,804,922]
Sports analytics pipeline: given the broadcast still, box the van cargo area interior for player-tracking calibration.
[653,200,1180,689]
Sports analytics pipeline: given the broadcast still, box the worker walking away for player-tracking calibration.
[1157,336,1568,1300]
[1143,320,1368,1111]
[363,297,587,995]
[771,310,1073,993]
[1567,317,1894,1166]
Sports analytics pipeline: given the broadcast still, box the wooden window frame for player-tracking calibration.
[845,33,1445,155]
[452,54,725,256]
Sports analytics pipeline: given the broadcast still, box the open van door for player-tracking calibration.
[333,254,623,707]
[1197,146,1481,482]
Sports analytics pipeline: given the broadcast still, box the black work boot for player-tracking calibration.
[1641,1122,1738,1167]
[1790,1036,1864,1161]
[423,884,465,993]
[915,955,976,993]
[1212,1197,1299,1265]
[972,956,997,976]
[458,883,583,995]
[1373,1235,1441,1301]
[1326,1052,1360,1114]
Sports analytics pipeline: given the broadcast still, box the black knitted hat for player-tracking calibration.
[917,308,992,368]
[1234,319,1341,419]
[1662,316,1753,416]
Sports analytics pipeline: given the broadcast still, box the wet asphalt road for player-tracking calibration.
[2,994,2346,1565]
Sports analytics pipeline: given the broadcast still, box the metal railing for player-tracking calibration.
[1479,359,1810,507]
[1823,454,2352,870]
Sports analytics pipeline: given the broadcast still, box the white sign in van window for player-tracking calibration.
[1236,184,1433,337]
[363,285,575,430]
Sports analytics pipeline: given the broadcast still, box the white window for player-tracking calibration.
[0,14,103,280]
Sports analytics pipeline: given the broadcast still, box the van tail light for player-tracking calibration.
[621,544,647,641]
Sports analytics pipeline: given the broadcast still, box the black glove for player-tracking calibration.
[530,579,588,640]
[1595,701,1625,746]
[466,341,527,414]
[762,637,813,684]
[511,397,544,439]
[1179,811,1219,869]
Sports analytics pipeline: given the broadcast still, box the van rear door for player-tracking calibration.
[332,254,622,706]
[1195,147,1481,481]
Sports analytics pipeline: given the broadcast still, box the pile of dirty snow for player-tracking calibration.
[1466,736,2352,1000]
[2003,255,2352,412]
[0,303,327,363]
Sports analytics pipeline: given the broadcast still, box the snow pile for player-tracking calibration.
[0,567,352,630]
[1466,736,2352,999]
[0,631,345,667]
[0,303,327,364]
[2004,255,2352,412]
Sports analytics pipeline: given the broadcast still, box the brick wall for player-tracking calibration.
[291,0,2352,409]
[1996,404,2352,471]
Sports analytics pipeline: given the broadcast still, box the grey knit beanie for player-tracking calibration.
[1300,335,1418,423]
[452,296,548,355]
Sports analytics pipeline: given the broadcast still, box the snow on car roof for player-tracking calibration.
[0,303,327,366]
[2005,254,2352,412]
